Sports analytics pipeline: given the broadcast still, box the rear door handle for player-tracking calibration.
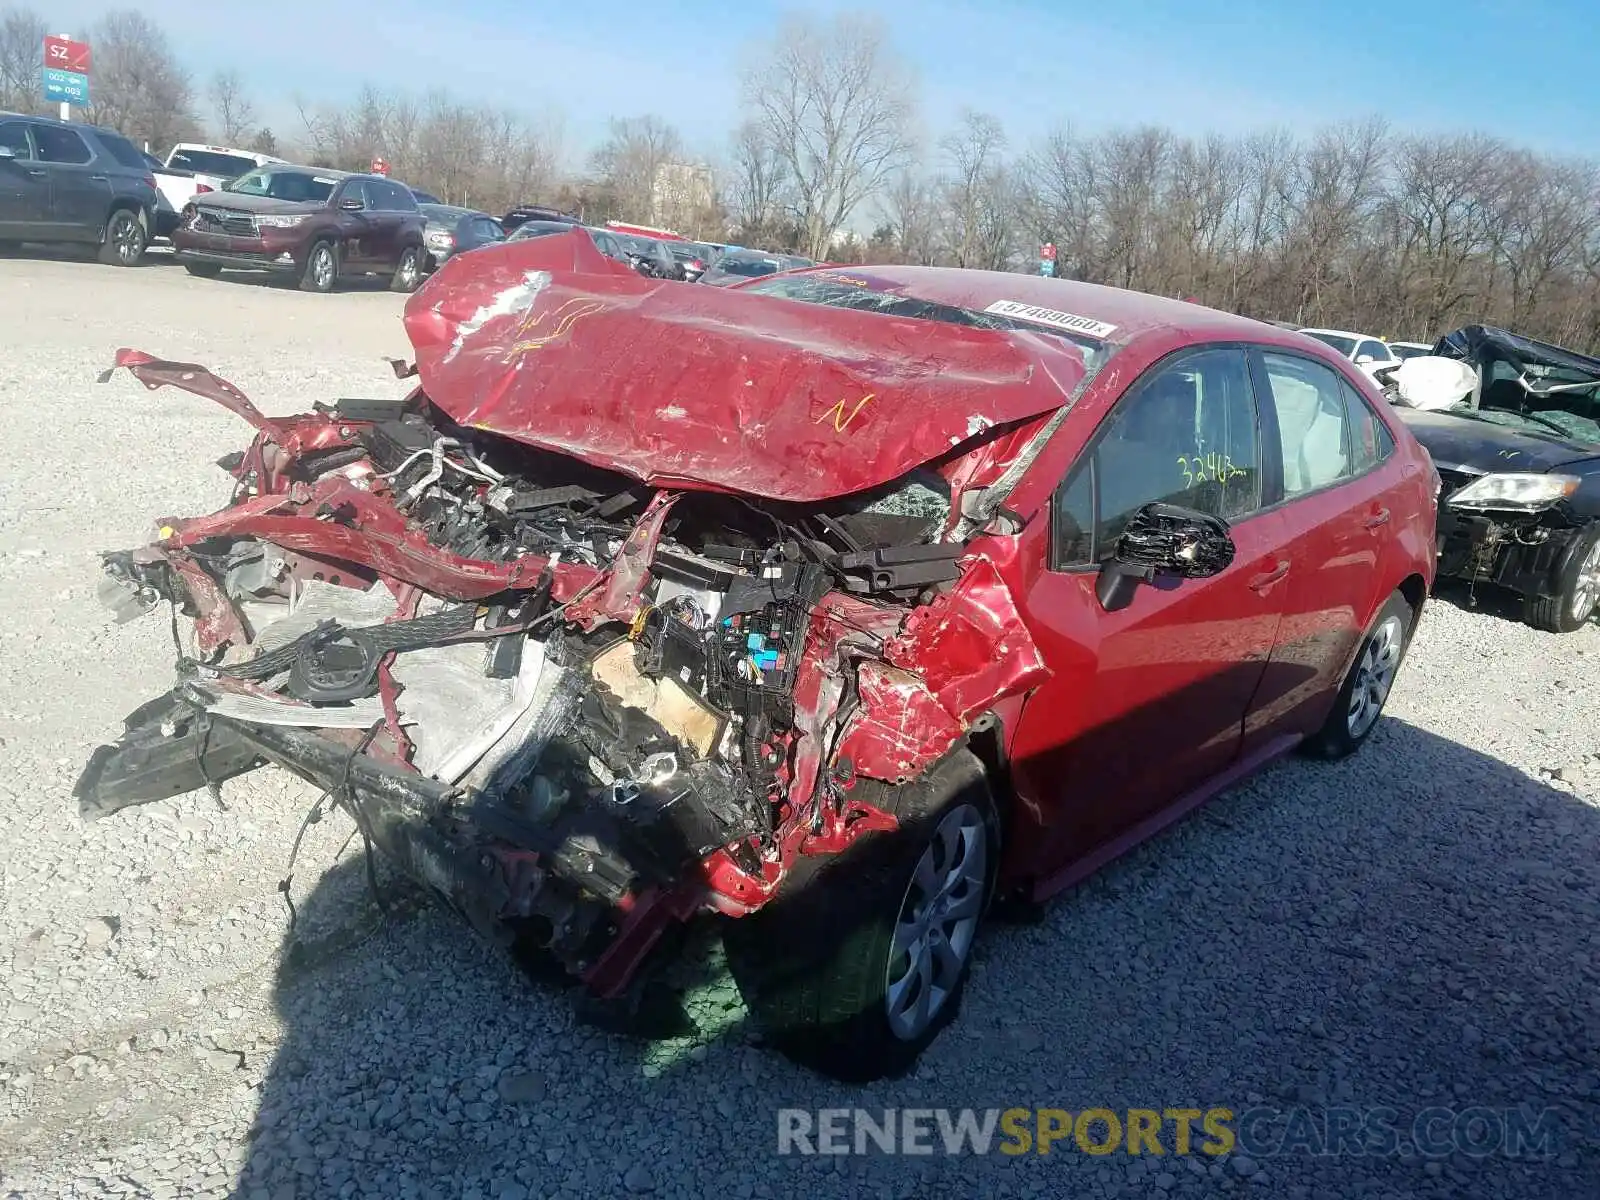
[25,168,45,177]
[90,173,108,181]
[1248,560,1290,591]
[1364,507,1391,529]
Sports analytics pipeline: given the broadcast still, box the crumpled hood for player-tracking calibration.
[197,192,328,216]
[401,232,1088,502]
[1396,408,1600,476]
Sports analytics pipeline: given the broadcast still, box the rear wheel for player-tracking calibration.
[389,246,423,292]
[299,240,337,293]
[1300,590,1415,760]
[723,751,999,1082]
[1524,528,1600,633]
[99,208,146,266]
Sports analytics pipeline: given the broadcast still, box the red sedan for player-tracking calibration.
[78,240,1438,1081]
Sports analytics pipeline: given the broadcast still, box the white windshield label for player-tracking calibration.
[984,300,1116,339]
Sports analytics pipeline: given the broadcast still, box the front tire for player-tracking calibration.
[1300,589,1415,760]
[1524,528,1600,633]
[723,751,999,1082]
[99,209,146,266]
[389,246,423,292]
[299,240,337,293]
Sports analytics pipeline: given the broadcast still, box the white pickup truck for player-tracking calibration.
[145,143,289,240]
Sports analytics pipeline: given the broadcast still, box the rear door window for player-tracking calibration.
[33,125,91,164]
[1258,353,1353,497]
[1053,347,1263,568]
[1341,380,1395,474]
[369,180,418,211]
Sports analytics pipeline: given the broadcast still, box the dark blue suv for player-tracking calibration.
[0,113,159,265]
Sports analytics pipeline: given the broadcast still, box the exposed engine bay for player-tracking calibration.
[76,350,1048,1006]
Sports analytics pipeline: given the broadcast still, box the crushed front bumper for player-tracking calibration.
[1435,503,1591,600]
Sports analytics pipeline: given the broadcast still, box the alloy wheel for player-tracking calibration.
[397,250,419,289]
[1570,539,1600,622]
[885,802,987,1041]
[1347,614,1404,739]
[112,213,142,263]
[311,247,335,291]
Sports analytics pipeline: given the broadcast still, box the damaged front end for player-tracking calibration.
[77,343,1048,1005]
[1434,469,1591,601]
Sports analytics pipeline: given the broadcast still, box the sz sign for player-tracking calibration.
[44,35,92,73]
[42,35,91,107]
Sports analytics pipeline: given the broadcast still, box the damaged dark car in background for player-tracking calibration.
[1378,325,1600,632]
[75,235,1438,1081]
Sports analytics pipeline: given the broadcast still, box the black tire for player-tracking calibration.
[183,262,221,278]
[389,245,424,292]
[1523,527,1600,634]
[1300,590,1416,760]
[99,208,146,266]
[299,240,337,293]
[723,750,999,1082]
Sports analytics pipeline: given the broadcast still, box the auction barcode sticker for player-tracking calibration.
[984,300,1117,339]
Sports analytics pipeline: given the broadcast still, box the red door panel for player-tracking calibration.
[1007,507,1290,880]
[1246,467,1397,744]
[1244,351,1408,745]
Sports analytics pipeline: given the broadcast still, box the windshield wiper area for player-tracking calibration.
[1479,407,1587,440]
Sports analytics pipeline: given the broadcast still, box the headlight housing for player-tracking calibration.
[256,214,310,229]
[1447,472,1580,510]
[425,230,455,249]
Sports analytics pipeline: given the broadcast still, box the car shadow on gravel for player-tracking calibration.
[229,716,1600,1200]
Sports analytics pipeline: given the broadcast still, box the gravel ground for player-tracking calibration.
[2,256,1598,1200]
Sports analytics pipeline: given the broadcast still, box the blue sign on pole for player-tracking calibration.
[1039,258,1055,277]
[43,67,90,106]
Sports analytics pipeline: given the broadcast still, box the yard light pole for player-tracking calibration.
[55,32,71,121]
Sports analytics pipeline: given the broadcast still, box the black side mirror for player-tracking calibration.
[339,197,364,212]
[1095,502,1237,612]
[0,145,15,161]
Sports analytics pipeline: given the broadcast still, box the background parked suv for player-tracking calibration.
[0,113,157,265]
[173,166,427,293]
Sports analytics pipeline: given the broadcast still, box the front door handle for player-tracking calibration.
[90,173,108,181]
[25,168,45,177]
[1248,560,1290,591]
[1364,506,1391,529]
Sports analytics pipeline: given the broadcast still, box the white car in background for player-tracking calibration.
[1297,327,1399,381]
[1387,340,1435,361]
[146,143,289,241]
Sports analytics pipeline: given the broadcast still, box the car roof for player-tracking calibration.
[791,266,1309,346]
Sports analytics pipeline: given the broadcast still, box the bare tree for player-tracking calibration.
[741,13,915,261]
[207,69,256,144]
[83,10,198,152]
[727,120,789,243]
[876,170,941,264]
[0,5,46,116]
[940,110,1017,269]
[589,115,684,223]
[1020,126,1098,280]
